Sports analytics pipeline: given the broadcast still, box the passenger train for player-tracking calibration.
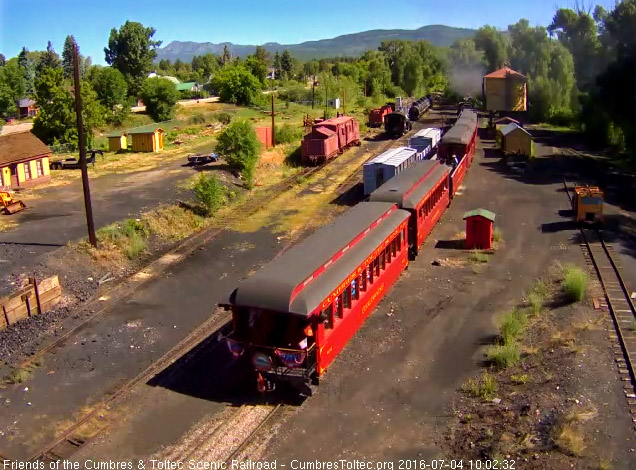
[220,108,479,395]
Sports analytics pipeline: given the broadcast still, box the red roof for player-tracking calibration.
[313,126,336,138]
[323,115,355,125]
[484,67,526,79]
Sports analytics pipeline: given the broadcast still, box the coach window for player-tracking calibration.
[360,273,367,292]
[367,264,373,284]
[343,285,352,309]
[336,294,344,318]
[391,238,397,257]
[385,245,391,264]
[352,277,360,300]
[323,303,334,329]
[396,232,401,251]
[374,257,380,276]
[380,250,385,270]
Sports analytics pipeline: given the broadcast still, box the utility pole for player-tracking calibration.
[312,78,315,109]
[271,93,276,148]
[324,84,328,119]
[73,43,97,248]
[343,89,346,115]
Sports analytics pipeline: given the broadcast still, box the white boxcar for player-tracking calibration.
[409,128,442,160]
[363,146,418,195]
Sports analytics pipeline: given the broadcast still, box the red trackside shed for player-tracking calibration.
[463,209,496,250]
[368,105,393,127]
[255,126,273,149]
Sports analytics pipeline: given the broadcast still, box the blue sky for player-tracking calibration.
[0,0,618,64]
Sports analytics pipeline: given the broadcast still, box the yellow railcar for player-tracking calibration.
[574,186,603,223]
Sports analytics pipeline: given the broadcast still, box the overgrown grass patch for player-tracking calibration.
[492,227,503,243]
[142,205,206,241]
[462,372,498,400]
[3,367,32,384]
[499,309,528,344]
[510,373,528,385]
[553,422,586,457]
[469,249,489,264]
[96,219,150,260]
[562,265,587,302]
[486,341,521,368]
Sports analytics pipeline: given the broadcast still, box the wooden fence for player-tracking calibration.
[0,276,62,330]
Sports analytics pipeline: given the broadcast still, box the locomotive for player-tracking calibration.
[407,96,432,121]
[384,112,412,137]
[221,109,479,395]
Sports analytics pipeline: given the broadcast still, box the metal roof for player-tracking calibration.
[226,202,407,316]
[382,147,417,167]
[126,124,165,135]
[484,67,526,79]
[501,122,531,137]
[175,82,197,91]
[412,128,441,139]
[440,125,474,145]
[18,98,36,108]
[364,147,402,166]
[369,160,442,208]
[463,209,496,221]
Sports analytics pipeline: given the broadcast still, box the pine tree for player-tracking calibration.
[222,45,231,66]
[0,54,5,67]
[62,35,77,79]
[38,41,61,71]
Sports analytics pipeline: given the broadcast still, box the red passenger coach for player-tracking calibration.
[220,202,410,394]
[438,109,478,196]
[301,115,361,164]
[370,160,450,257]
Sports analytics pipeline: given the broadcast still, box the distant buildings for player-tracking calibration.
[0,131,51,188]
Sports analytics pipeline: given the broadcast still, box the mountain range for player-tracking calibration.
[155,25,476,63]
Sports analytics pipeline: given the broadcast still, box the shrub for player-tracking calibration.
[215,112,232,125]
[275,124,302,144]
[500,309,527,345]
[562,265,587,302]
[97,219,149,260]
[462,372,498,400]
[193,173,226,216]
[510,373,528,385]
[492,227,503,243]
[4,367,31,384]
[469,249,489,263]
[188,113,206,125]
[487,341,521,368]
[215,120,261,188]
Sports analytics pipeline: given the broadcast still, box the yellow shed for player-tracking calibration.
[107,131,128,152]
[483,67,527,112]
[501,123,533,156]
[128,125,165,153]
[0,131,52,188]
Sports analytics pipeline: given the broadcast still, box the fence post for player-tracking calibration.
[30,277,42,315]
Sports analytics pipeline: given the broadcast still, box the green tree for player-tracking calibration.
[62,35,77,79]
[402,56,423,96]
[104,21,162,96]
[140,77,178,122]
[0,60,26,115]
[212,66,261,105]
[191,53,218,78]
[281,49,294,78]
[474,26,508,72]
[0,54,5,67]
[91,66,129,124]
[548,7,603,90]
[254,46,270,66]
[221,45,231,66]
[244,56,267,86]
[18,47,28,70]
[215,120,261,189]
[38,41,61,72]
[273,52,281,78]
[32,67,105,147]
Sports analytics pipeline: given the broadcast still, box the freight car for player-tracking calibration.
[301,115,360,164]
[384,112,411,137]
[408,128,442,159]
[362,146,419,195]
[221,202,411,395]
[368,104,393,127]
[408,96,432,121]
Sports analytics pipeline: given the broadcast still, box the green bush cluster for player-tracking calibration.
[193,173,226,216]
[562,265,587,302]
[462,372,498,400]
[215,112,232,125]
[97,219,150,259]
[215,120,261,188]
[275,124,302,144]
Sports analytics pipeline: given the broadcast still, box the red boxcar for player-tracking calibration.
[370,160,451,257]
[302,115,360,164]
[220,202,410,395]
[368,105,393,127]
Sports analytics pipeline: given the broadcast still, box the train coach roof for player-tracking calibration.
[224,202,408,316]
[321,115,355,125]
[440,124,474,145]
[369,160,443,208]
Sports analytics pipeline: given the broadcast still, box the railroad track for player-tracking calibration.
[16,123,431,463]
[151,403,284,464]
[563,180,636,431]
[27,310,233,463]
